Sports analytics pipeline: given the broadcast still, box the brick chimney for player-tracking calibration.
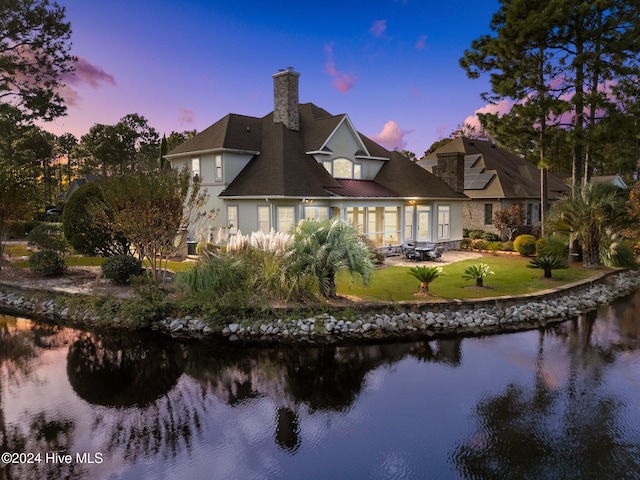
[273,67,300,131]
[433,152,465,194]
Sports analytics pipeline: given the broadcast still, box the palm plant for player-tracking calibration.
[462,263,494,287]
[408,266,445,294]
[527,255,568,279]
[546,183,629,269]
[288,218,375,298]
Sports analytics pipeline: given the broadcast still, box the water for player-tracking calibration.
[1,291,640,480]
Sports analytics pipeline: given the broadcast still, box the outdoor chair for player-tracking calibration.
[427,245,445,261]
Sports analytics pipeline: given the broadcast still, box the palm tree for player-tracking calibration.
[408,266,445,295]
[527,255,568,279]
[289,218,375,298]
[462,263,494,287]
[546,183,629,269]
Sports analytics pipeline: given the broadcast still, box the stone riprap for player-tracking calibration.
[1,270,640,342]
[159,269,640,341]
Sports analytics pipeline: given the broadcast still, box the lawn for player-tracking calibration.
[336,255,602,302]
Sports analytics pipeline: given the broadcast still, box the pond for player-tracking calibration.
[1,291,640,480]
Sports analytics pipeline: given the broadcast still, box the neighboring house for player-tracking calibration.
[165,68,467,249]
[591,174,628,189]
[56,175,102,203]
[417,137,569,237]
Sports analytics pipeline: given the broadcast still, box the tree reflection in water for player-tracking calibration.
[452,311,640,480]
[0,316,83,480]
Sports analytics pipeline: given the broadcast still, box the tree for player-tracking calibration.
[493,204,525,241]
[55,132,77,184]
[462,263,494,288]
[77,114,160,175]
[93,169,207,284]
[461,0,640,197]
[61,181,130,256]
[547,183,629,268]
[289,218,374,298]
[0,170,31,268]
[166,130,197,152]
[0,0,75,121]
[408,266,445,295]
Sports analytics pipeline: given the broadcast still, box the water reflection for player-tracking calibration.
[0,290,638,479]
[452,306,640,480]
[66,332,183,407]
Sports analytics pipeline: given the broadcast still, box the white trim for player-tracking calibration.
[165,147,260,159]
[318,115,371,156]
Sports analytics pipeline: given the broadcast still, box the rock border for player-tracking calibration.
[2,269,640,343]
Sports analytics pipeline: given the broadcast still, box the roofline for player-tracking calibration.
[165,147,260,159]
[319,115,370,156]
[217,195,468,201]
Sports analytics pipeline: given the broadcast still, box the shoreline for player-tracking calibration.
[1,268,639,344]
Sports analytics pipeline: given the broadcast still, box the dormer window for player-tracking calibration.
[323,158,362,179]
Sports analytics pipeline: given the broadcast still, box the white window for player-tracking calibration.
[404,205,414,240]
[304,206,329,220]
[227,206,238,234]
[258,206,270,233]
[322,158,361,179]
[438,205,450,239]
[214,154,223,182]
[191,158,200,178]
[277,207,295,233]
[383,207,400,245]
[333,158,353,178]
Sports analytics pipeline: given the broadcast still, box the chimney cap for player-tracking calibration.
[273,67,300,78]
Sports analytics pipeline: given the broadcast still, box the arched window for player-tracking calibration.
[333,158,353,178]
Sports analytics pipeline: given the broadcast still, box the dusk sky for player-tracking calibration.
[42,0,503,156]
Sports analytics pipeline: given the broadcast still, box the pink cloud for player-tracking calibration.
[369,20,387,38]
[179,107,194,125]
[324,44,358,93]
[463,98,514,131]
[63,57,116,88]
[408,85,421,95]
[415,35,427,50]
[371,120,412,150]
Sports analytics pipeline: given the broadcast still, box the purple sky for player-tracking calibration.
[41,0,502,156]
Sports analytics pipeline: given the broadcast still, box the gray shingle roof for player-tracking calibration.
[424,137,569,199]
[170,103,466,200]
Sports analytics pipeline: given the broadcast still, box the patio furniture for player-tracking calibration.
[427,245,445,261]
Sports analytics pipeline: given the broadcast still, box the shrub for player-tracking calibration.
[462,263,494,287]
[101,255,143,285]
[29,250,66,276]
[473,240,487,250]
[27,223,69,254]
[514,234,537,256]
[408,266,445,294]
[486,241,501,254]
[62,181,130,256]
[481,232,500,242]
[528,255,568,278]
[536,235,569,259]
[500,240,514,251]
[460,238,472,250]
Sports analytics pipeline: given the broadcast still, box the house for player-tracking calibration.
[56,175,101,203]
[591,175,628,189]
[165,68,467,249]
[417,137,570,237]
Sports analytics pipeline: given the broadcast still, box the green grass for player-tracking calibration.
[336,255,601,302]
